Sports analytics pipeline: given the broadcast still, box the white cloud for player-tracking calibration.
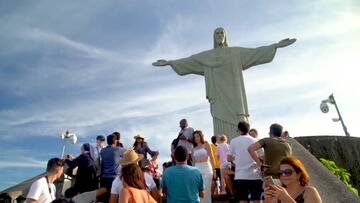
[0,157,46,169]
[21,28,148,65]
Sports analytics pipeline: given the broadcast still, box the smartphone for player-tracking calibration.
[264,176,274,187]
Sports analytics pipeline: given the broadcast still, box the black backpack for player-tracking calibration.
[171,137,180,149]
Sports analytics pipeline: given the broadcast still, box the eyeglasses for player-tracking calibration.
[277,169,295,177]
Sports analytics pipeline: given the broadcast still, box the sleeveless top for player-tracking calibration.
[294,190,305,203]
[278,189,305,203]
[125,187,151,203]
[193,148,207,158]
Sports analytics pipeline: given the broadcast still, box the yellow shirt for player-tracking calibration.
[210,143,221,169]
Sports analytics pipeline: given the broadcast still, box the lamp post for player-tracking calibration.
[320,93,350,136]
[60,131,77,158]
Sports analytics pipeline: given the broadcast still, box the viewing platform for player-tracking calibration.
[1,137,359,203]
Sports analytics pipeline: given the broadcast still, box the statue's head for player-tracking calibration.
[213,27,228,48]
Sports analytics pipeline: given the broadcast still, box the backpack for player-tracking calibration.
[171,136,180,149]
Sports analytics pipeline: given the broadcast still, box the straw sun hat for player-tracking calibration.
[134,134,145,139]
[119,148,144,166]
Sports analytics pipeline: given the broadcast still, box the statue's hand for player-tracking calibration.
[152,59,171,66]
[275,38,296,48]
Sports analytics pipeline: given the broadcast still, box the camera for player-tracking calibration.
[320,102,329,113]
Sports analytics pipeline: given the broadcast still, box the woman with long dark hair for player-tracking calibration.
[119,163,156,203]
[133,134,158,168]
[192,130,215,203]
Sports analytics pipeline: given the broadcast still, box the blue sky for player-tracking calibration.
[1,0,359,190]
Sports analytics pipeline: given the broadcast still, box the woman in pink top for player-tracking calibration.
[216,134,231,194]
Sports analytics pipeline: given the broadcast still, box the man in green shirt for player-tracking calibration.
[248,123,292,178]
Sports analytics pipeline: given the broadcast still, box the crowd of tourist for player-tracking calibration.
[25,119,322,203]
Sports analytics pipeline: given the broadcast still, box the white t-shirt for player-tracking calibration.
[93,146,104,162]
[229,135,263,180]
[177,127,194,153]
[111,172,156,194]
[26,177,56,203]
[71,190,97,203]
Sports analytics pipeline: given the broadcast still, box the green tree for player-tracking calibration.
[320,158,358,195]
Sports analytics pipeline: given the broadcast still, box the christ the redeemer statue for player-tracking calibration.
[153,27,296,139]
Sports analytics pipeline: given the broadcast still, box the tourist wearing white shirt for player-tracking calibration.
[228,121,263,203]
[177,119,194,166]
[111,171,156,194]
[26,158,64,203]
[94,135,105,162]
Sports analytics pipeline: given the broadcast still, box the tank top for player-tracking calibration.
[277,189,305,203]
[125,187,151,203]
[193,148,207,158]
[294,190,305,203]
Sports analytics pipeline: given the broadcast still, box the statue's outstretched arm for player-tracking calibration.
[274,38,296,48]
[152,59,172,67]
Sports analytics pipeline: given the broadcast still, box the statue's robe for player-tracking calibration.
[170,45,277,138]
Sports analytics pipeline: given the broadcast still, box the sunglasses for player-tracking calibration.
[277,169,296,177]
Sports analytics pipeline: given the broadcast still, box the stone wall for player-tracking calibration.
[295,136,360,192]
